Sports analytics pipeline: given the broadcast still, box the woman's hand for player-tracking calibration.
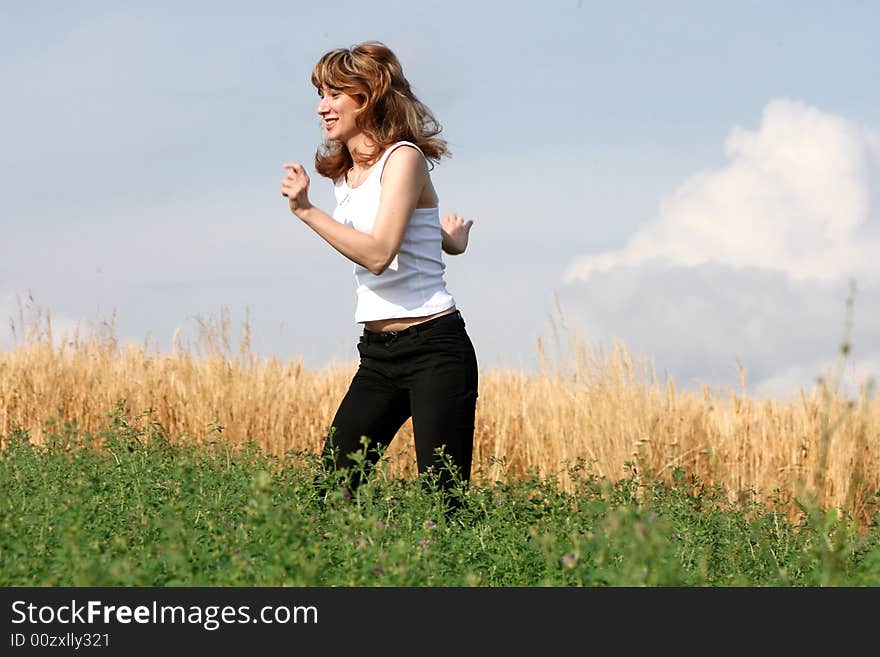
[441,213,473,255]
[281,162,313,216]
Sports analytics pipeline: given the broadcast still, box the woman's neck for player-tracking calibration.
[345,133,379,166]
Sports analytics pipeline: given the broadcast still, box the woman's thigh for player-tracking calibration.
[407,323,479,479]
[325,363,411,469]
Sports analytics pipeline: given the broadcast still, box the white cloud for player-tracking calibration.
[564,99,880,284]
[0,290,17,350]
[560,99,880,397]
[751,353,880,401]
[0,288,86,351]
[557,263,879,394]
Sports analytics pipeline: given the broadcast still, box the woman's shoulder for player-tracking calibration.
[378,143,429,187]
[379,141,428,173]
[381,140,426,162]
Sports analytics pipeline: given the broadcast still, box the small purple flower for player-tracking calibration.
[356,537,368,550]
[423,519,436,530]
[375,520,386,530]
[418,538,430,550]
[562,552,578,568]
[372,566,385,576]
[342,488,352,501]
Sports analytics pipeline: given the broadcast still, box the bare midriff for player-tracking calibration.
[363,306,457,333]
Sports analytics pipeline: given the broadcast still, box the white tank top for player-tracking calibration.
[332,141,456,323]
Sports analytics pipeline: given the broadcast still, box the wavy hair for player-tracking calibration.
[310,41,450,181]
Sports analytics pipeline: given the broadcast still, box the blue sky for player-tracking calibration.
[2,1,879,398]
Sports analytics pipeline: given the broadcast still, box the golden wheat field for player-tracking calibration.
[2,301,878,526]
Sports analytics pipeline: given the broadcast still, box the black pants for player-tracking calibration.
[321,310,478,496]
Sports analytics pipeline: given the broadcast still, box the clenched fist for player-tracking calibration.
[281,162,312,216]
[441,213,473,255]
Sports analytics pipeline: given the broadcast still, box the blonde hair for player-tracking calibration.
[310,41,450,181]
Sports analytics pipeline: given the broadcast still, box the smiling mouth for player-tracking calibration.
[325,118,338,128]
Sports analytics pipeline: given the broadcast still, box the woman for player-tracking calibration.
[280,41,478,503]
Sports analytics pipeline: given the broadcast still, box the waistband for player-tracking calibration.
[359,310,462,343]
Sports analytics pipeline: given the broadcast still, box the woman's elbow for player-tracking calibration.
[367,253,394,276]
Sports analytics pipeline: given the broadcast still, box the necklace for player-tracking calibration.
[346,164,372,188]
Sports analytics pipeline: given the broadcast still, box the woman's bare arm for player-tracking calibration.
[281,147,426,275]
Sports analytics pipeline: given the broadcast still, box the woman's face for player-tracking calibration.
[316,84,361,142]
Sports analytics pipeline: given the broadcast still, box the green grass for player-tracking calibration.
[2,403,879,587]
